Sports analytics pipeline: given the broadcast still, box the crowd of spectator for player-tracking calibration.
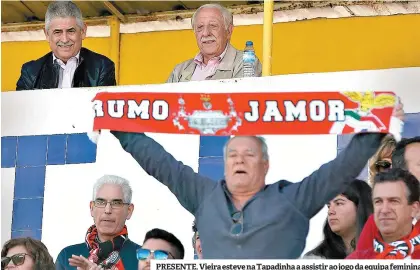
[3,1,419,269]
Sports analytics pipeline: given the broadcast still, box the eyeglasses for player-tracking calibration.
[375,160,392,172]
[1,253,32,268]
[136,248,173,260]
[93,199,130,209]
[230,211,244,236]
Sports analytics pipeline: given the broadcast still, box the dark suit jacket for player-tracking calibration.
[16,47,116,90]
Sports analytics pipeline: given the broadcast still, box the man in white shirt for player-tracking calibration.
[16,1,116,90]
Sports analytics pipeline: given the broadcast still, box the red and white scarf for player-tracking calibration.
[373,221,420,259]
[85,225,128,269]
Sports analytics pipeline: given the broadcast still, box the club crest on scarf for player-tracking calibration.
[172,94,242,135]
[85,224,128,269]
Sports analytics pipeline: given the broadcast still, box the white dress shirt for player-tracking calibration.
[52,52,80,88]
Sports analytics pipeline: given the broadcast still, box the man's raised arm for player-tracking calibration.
[284,132,387,218]
[111,131,217,214]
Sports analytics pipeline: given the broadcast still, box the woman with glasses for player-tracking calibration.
[367,135,396,185]
[303,180,373,259]
[1,237,55,270]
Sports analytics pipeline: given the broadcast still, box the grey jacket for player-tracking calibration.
[166,44,262,83]
[112,131,385,259]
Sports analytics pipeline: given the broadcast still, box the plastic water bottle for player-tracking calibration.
[243,41,256,77]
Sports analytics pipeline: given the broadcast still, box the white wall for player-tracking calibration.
[42,133,200,260]
[1,67,419,260]
[1,168,15,246]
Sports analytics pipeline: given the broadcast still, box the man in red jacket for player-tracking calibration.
[347,168,420,259]
[348,136,420,259]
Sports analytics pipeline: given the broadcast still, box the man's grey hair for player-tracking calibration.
[92,175,133,204]
[45,1,84,32]
[191,4,233,31]
[223,136,269,161]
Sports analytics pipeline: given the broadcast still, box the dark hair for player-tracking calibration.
[392,136,420,170]
[192,220,198,233]
[192,220,198,247]
[305,180,373,259]
[1,237,55,270]
[143,228,185,259]
[373,168,420,204]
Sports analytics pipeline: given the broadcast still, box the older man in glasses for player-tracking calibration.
[57,175,140,269]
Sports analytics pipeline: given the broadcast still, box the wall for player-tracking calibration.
[2,14,420,91]
[2,68,419,260]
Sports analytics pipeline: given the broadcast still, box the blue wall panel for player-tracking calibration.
[1,133,97,240]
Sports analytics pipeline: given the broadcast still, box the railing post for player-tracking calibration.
[262,0,274,76]
[109,16,120,84]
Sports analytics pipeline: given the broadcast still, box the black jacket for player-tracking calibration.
[16,47,116,90]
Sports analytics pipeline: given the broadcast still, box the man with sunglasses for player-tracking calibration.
[56,175,140,269]
[138,228,184,270]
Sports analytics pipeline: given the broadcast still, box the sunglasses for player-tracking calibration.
[230,211,244,236]
[136,248,173,260]
[375,160,392,171]
[1,253,32,268]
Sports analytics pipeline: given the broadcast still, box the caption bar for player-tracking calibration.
[152,261,420,270]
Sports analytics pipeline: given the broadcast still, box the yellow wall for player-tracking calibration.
[2,14,419,91]
[1,37,111,91]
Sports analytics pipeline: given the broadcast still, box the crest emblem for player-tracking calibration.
[201,94,212,110]
[172,94,242,134]
[342,91,396,115]
[330,91,395,134]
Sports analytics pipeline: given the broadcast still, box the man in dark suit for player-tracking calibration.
[16,1,116,90]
